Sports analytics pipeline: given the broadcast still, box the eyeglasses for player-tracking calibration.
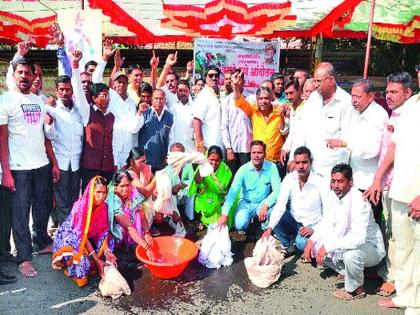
[207,73,220,79]
[314,76,332,85]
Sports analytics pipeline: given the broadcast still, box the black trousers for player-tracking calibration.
[226,152,250,176]
[0,186,12,256]
[52,169,81,225]
[11,164,53,264]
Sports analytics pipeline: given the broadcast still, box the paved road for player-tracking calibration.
[0,238,403,315]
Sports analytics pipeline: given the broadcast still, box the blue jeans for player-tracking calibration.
[273,209,309,251]
[234,200,273,231]
[11,164,53,264]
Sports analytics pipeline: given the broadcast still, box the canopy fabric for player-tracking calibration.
[0,0,419,46]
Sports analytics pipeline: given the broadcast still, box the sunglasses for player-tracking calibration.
[207,73,220,79]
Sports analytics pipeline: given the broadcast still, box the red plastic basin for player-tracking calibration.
[136,236,198,279]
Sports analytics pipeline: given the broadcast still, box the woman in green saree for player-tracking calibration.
[189,146,233,228]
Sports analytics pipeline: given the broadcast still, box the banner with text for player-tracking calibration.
[194,38,280,94]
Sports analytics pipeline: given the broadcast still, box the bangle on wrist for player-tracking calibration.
[104,248,112,256]
[88,250,95,257]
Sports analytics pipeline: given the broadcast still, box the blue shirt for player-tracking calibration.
[221,160,281,215]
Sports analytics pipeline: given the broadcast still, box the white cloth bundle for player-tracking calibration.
[198,224,233,269]
[167,151,213,177]
[244,236,284,288]
[99,264,131,299]
[154,169,176,216]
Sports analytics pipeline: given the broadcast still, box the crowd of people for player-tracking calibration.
[0,36,419,314]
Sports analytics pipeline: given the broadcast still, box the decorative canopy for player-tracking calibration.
[0,0,419,46]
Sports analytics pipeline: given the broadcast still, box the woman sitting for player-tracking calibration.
[106,170,155,261]
[52,176,116,287]
[189,145,233,228]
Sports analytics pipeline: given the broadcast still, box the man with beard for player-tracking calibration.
[280,78,304,168]
[262,146,325,257]
[303,164,385,301]
[193,66,225,152]
[218,140,280,232]
[271,73,287,104]
[168,80,196,153]
[221,70,233,99]
[137,89,173,172]
[0,58,60,278]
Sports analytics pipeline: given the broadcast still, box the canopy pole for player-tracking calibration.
[81,0,84,10]
[363,0,376,79]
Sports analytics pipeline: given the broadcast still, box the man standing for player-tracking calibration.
[326,79,388,223]
[0,58,60,277]
[262,147,325,255]
[138,89,173,172]
[44,75,84,226]
[193,66,224,152]
[364,90,419,312]
[280,78,304,166]
[271,73,286,104]
[304,164,385,301]
[221,69,252,175]
[218,140,280,232]
[232,70,285,167]
[168,79,196,153]
[289,62,353,181]
[364,72,413,297]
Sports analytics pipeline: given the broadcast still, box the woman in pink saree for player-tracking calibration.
[52,176,116,287]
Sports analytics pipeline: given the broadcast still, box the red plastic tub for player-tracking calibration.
[136,236,198,279]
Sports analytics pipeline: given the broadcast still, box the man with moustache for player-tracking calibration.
[218,140,280,232]
[262,146,325,256]
[303,164,385,301]
[168,79,196,153]
[231,70,285,168]
[44,74,84,226]
[325,79,388,224]
[0,58,60,277]
[193,66,225,152]
[364,72,413,302]
[70,51,116,190]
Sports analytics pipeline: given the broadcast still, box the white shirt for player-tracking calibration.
[343,101,388,190]
[44,100,84,171]
[221,93,252,154]
[193,85,224,149]
[282,102,305,153]
[389,93,420,203]
[0,91,49,170]
[311,187,385,256]
[108,89,143,169]
[291,86,354,178]
[269,171,326,229]
[168,99,196,153]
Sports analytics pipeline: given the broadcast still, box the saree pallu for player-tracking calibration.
[189,161,234,227]
[107,184,145,247]
[52,177,113,287]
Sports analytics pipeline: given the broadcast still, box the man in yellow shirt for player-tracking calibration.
[231,70,285,176]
